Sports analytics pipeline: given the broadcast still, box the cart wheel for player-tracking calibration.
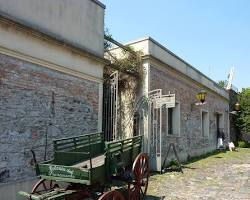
[31,179,59,194]
[128,153,149,200]
[98,190,125,200]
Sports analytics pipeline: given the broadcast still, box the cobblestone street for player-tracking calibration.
[147,148,250,200]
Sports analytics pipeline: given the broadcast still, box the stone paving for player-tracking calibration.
[146,148,250,200]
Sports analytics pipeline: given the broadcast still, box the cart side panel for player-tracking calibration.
[37,164,90,182]
[37,162,106,185]
[131,136,142,161]
[53,132,103,152]
[53,132,104,165]
[105,136,143,175]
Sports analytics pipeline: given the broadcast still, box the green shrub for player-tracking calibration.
[238,140,250,148]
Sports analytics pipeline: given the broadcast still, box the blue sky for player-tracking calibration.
[101,0,250,91]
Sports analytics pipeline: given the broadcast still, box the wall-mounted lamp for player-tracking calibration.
[230,102,241,115]
[196,90,207,104]
[191,90,207,111]
[235,102,240,111]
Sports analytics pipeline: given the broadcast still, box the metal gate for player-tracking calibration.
[147,89,176,171]
[103,71,118,141]
[147,89,162,171]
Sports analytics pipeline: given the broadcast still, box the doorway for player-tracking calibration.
[102,71,118,141]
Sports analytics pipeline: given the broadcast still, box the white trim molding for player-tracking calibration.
[201,109,209,137]
[0,46,103,84]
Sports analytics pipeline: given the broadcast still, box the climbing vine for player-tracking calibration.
[104,32,146,138]
[104,35,143,90]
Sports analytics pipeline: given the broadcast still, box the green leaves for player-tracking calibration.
[218,80,227,88]
[236,88,250,134]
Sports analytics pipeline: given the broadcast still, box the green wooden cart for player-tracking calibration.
[19,132,149,200]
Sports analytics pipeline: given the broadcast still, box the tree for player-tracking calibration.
[236,88,250,134]
[218,80,227,88]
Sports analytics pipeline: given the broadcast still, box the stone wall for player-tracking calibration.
[149,64,229,161]
[0,53,99,183]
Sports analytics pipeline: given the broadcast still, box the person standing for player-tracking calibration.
[217,129,225,149]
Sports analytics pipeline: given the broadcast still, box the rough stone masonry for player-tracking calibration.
[149,65,229,161]
[0,53,99,183]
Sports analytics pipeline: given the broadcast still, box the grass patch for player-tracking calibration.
[184,148,250,167]
[184,150,222,165]
[148,148,250,182]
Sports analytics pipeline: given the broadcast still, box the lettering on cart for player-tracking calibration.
[49,166,75,178]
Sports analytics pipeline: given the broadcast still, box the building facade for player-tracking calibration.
[0,0,231,198]
[127,37,230,171]
[0,0,105,199]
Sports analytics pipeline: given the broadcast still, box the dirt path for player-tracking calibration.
[146,148,250,200]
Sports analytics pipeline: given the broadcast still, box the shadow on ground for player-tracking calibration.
[181,165,196,170]
[214,156,223,159]
[159,150,227,175]
[183,149,226,165]
[146,195,165,200]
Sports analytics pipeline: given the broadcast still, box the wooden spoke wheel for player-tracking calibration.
[128,153,149,200]
[31,179,59,195]
[98,190,125,200]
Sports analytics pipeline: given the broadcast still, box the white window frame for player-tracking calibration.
[167,101,181,136]
[201,109,209,137]
[215,111,224,130]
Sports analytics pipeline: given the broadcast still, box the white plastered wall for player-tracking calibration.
[0,0,105,56]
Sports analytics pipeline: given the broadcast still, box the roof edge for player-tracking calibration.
[125,36,229,95]
[90,0,106,9]
[143,54,229,101]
